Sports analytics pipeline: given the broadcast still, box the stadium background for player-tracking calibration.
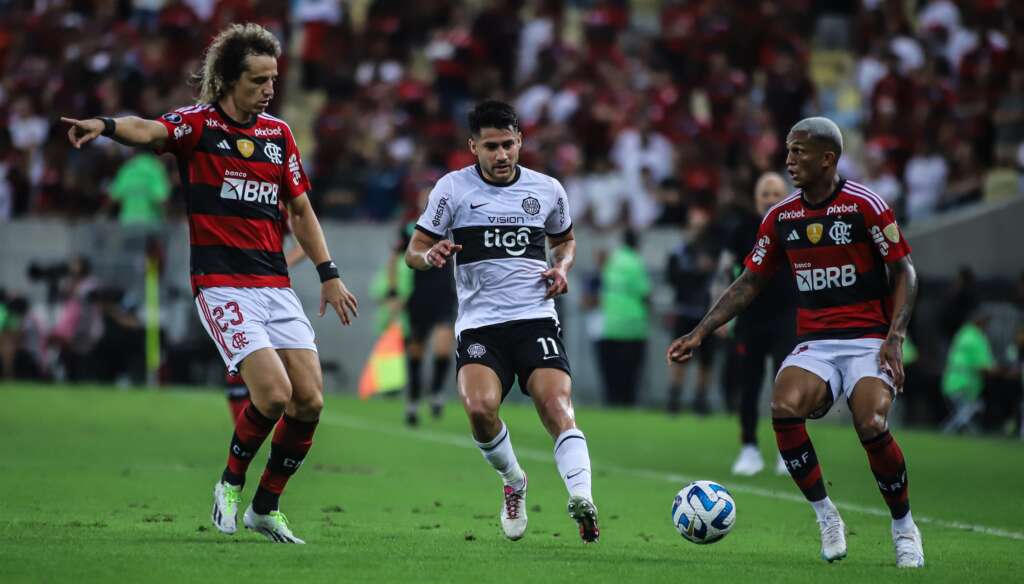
[1,0,1022,425]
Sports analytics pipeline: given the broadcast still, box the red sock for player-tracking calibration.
[227,396,250,423]
[773,417,828,501]
[222,403,277,486]
[224,373,250,423]
[862,430,910,519]
[252,415,319,514]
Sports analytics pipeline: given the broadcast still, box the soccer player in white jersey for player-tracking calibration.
[405,101,598,543]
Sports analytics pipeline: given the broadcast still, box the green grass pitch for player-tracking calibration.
[1,383,1021,582]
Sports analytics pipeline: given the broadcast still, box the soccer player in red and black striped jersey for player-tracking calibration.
[62,23,358,544]
[668,117,924,568]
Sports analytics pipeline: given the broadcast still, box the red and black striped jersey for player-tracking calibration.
[155,103,311,293]
[743,179,912,342]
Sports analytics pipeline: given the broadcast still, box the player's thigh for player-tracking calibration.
[457,363,505,416]
[848,376,895,440]
[239,347,293,413]
[771,365,832,418]
[278,348,324,419]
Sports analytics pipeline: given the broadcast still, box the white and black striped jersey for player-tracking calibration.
[415,164,572,335]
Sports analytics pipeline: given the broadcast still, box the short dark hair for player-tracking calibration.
[468,100,519,135]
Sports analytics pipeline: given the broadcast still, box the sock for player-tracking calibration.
[474,422,525,490]
[893,509,915,531]
[429,356,450,397]
[861,430,910,520]
[254,415,319,514]
[773,417,828,503]
[810,496,837,522]
[227,395,250,422]
[223,403,278,487]
[554,428,593,501]
[407,355,422,402]
[224,374,250,422]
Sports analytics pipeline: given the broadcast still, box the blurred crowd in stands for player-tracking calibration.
[0,0,1022,225]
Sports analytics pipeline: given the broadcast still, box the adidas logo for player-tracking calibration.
[787,230,800,242]
[217,140,231,151]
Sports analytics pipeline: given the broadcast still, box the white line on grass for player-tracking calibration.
[322,411,1024,542]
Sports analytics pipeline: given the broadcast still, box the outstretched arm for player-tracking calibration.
[542,230,576,299]
[879,255,918,390]
[666,269,769,363]
[61,116,169,150]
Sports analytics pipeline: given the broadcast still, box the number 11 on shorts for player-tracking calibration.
[537,337,559,356]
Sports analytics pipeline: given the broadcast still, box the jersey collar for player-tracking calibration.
[475,164,521,187]
[800,177,846,210]
[213,101,258,129]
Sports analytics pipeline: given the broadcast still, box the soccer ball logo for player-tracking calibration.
[467,343,486,358]
[522,196,541,216]
[671,480,736,544]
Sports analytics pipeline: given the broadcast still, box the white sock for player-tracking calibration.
[475,422,526,491]
[811,497,836,522]
[554,428,593,501]
[893,509,915,532]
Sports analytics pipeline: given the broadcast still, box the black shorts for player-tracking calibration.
[456,318,571,399]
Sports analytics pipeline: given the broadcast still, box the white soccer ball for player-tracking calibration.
[671,480,736,544]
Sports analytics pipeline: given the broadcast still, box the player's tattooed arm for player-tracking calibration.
[668,269,767,363]
[880,255,918,390]
[543,230,576,299]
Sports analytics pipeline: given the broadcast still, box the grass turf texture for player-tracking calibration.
[1,383,1021,583]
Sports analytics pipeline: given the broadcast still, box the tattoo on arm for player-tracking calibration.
[695,270,765,337]
[888,257,918,338]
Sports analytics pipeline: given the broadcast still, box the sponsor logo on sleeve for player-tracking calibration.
[522,196,541,216]
[557,197,566,225]
[173,123,192,140]
[870,225,890,256]
[432,196,449,227]
[778,209,805,221]
[162,113,182,124]
[288,153,302,186]
[751,235,770,265]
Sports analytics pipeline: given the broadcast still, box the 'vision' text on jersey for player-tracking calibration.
[743,179,912,342]
[416,165,572,335]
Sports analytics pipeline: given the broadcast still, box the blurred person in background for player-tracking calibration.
[48,256,101,381]
[664,210,716,415]
[106,152,171,226]
[61,23,358,544]
[598,228,651,407]
[712,172,797,476]
[941,309,996,434]
[0,292,45,380]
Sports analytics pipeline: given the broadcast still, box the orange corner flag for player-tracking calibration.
[358,321,407,400]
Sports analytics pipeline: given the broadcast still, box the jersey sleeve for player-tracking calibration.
[154,109,203,157]
[742,215,784,275]
[865,205,911,263]
[545,178,573,236]
[415,175,454,239]
[283,126,312,199]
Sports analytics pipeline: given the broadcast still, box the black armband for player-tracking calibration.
[99,117,116,137]
[316,260,339,283]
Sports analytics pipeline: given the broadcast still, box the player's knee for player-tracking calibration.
[853,410,888,439]
[770,397,804,419]
[260,392,291,418]
[292,390,324,419]
[465,400,499,429]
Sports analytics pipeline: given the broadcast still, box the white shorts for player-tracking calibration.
[195,287,317,374]
[775,338,894,416]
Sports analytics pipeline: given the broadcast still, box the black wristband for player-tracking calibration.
[316,260,339,283]
[99,117,116,137]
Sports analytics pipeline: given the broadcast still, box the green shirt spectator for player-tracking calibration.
[600,244,650,341]
[942,321,995,400]
[109,153,170,225]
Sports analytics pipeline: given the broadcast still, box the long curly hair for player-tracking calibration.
[194,23,281,103]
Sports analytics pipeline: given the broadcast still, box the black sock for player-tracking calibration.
[430,356,450,396]
[252,485,280,515]
[408,356,422,402]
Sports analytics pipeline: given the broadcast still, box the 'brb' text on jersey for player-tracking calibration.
[743,179,912,342]
[155,103,311,293]
[415,165,572,336]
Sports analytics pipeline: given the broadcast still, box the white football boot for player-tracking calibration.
[819,506,848,562]
[243,505,305,544]
[731,445,765,476]
[211,481,241,534]
[893,522,925,568]
[500,474,528,540]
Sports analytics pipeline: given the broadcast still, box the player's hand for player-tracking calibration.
[61,117,104,149]
[541,266,569,299]
[320,277,359,326]
[879,334,905,392]
[425,240,462,268]
[667,331,703,364]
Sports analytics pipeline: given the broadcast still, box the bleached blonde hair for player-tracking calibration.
[194,23,281,103]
